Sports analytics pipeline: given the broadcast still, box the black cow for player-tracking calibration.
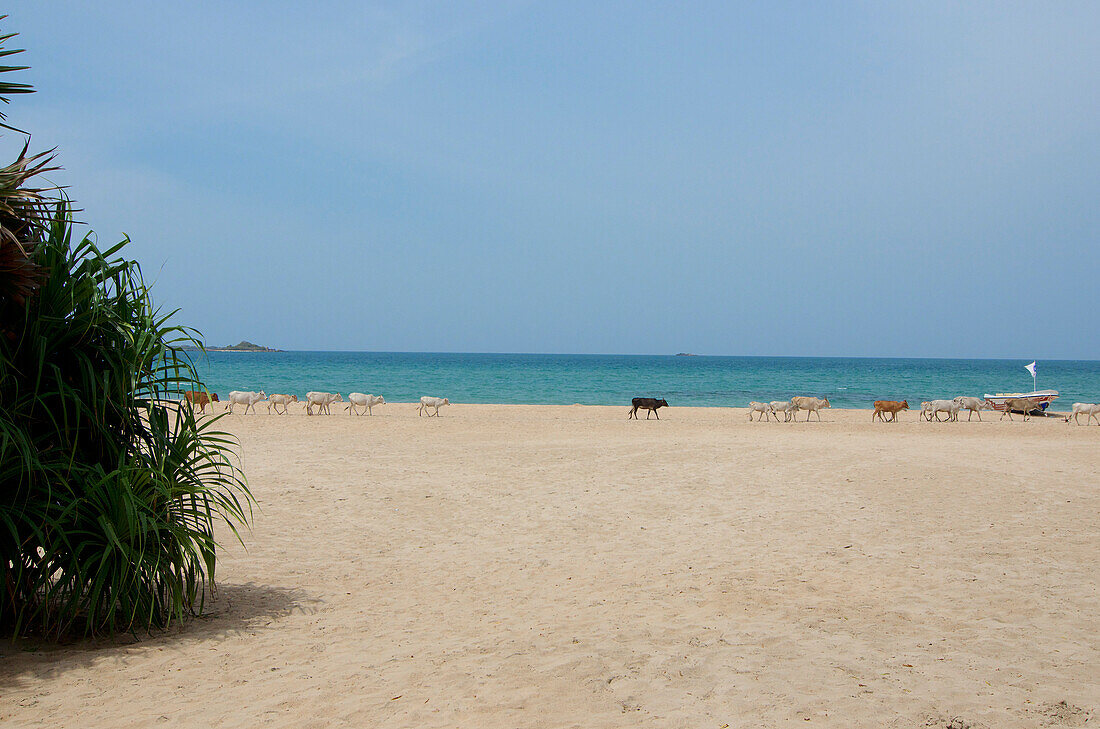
[629,397,668,420]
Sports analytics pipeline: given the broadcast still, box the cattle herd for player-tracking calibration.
[182,389,1100,425]
[185,390,408,416]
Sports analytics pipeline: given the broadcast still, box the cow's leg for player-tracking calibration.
[654,409,660,420]
[646,409,652,419]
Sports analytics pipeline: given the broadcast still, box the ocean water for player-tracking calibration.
[186,352,1100,410]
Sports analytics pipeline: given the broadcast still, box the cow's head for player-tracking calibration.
[901,400,909,409]
[442,398,450,405]
[377,396,386,404]
[258,390,266,398]
[291,395,298,402]
[659,399,668,408]
[334,393,343,402]
[822,398,831,408]
[212,393,220,401]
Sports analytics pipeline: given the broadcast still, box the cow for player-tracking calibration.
[184,390,219,414]
[872,400,909,422]
[927,399,962,422]
[347,393,385,415]
[1065,402,1100,425]
[952,396,989,422]
[418,396,450,416]
[769,400,797,422]
[266,393,298,415]
[227,390,266,415]
[918,401,933,421]
[306,391,342,415]
[790,396,831,422]
[748,401,777,422]
[628,397,668,420]
[1000,397,1042,421]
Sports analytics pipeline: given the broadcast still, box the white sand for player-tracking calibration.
[2,404,1097,728]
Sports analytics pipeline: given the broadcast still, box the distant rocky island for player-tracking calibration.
[675,352,699,357]
[181,340,282,352]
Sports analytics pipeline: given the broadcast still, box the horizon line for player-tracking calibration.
[191,349,1099,363]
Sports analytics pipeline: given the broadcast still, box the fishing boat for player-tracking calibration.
[983,390,1059,413]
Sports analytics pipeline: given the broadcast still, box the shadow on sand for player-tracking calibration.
[0,582,317,689]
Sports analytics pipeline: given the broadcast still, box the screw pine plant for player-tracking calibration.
[0,22,252,638]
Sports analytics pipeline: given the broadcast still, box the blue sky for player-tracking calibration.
[4,2,1098,357]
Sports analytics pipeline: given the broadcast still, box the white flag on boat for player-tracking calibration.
[1025,361,1037,377]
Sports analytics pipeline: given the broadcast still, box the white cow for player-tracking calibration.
[927,399,962,422]
[266,393,297,415]
[918,401,934,421]
[952,396,989,422]
[747,401,777,422]
[306,391,342,415]
[999,397,1043,422]
[769,400,797,422]
[1064,402,1100,425]
[790,396,831,422]
[227,390,266,415]
[347,393,385,415]
[418,396,450,416]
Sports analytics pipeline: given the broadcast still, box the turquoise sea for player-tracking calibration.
[187,352,1100,410]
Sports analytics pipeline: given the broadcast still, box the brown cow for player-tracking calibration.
[184,390,219,414]
[872,400,909,422]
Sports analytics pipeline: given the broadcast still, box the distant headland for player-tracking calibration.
[675,352,699,357]
[181,340,282,352]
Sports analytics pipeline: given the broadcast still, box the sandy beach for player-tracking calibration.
[1,404,1096,728]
